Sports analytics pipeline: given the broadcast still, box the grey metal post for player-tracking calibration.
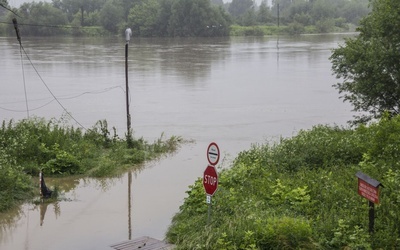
[125,28,132,144]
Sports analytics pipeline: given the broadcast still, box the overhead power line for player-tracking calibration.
[0,20,103,30]
[11,17,87,130]
[0,3,20,17]
[0,85,125,112]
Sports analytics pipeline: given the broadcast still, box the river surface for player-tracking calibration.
[0,34,355,250]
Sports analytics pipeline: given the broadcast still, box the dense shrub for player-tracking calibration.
[167,117,400,249]
[0,117,181,211]
[0,156,34,211]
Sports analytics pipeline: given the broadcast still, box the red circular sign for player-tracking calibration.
[207,142,220,166]
[203,165,218,196]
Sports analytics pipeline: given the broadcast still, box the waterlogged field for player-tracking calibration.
[0,34,357,249]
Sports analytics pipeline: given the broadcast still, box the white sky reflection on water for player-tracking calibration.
[0,34,356,250]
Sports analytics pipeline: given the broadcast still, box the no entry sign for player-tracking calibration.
[207,142,220,166]
[203,165,218,196]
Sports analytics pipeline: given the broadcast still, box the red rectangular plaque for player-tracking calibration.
[358,178,380,204]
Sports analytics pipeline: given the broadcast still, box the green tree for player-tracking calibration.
[271,0,292,12]
[0,1,11,41]
[129,0,160,36]
[311,0,335,22]
[211,0,223,6]
[0,0,9,17]
[119,0,140,22]
[270,0,370,27]
[257,0,272,24]
[157,0,174,36]
[168,0,190,36]
[228,0,254,20]
[340,0,370,24]
[167,0,230,37]
[8,2,68,36]
[99,0,124,33]
[208,6,231,36]
[330,0,400,123]
[52,0,105,26]
[271,0,293,24]
[241,8,257,26]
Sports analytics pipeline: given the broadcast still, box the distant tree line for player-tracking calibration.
[0,0,370,37]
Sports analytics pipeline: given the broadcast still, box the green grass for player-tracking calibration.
[166,115,400,249]
[0,117,182,212]
[230,23,351,36]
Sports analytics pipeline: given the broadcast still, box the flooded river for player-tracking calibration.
[0,34,355,250]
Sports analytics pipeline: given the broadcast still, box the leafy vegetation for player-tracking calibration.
[331,0,400,124]
[166,114,400,249]
[0,0,370,37]
[0,117,181,212]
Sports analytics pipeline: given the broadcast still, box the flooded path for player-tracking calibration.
[0,34,355,249]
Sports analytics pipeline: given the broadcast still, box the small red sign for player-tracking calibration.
[203,165,218,196]
[358,178,380,204]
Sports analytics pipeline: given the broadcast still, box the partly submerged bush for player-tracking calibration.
[0,117,181,212]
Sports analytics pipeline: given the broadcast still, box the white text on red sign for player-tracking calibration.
[358,179,379,204]
[204,175,217,186]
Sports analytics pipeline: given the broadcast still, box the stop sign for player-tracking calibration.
[203,165,218,196]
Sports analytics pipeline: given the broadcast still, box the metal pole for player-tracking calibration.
[207,195,212,225]
[128,171,132,240]
[125,43,131,137]
[125,28,132,145]
[369,201,375,234]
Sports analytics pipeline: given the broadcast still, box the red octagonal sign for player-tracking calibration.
[203,165,218,196]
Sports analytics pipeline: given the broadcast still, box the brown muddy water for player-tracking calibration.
[0,34,356,250]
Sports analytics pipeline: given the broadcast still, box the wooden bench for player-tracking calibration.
[110,236,175,250]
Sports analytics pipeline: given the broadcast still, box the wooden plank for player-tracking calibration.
[110,236,175,250]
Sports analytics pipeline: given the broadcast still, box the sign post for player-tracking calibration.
[203,142,220,224]
[356,171,383,234]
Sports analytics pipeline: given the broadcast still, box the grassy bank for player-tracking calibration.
[166,114,400,249]
[0,117,181,212]
[230,23,354,36]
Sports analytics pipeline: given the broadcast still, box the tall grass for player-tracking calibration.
[0,117,182,212]
[167,116,400,249]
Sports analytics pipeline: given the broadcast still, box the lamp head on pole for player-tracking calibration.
[125,28,132,44]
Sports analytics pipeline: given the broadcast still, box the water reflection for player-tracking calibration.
[0,205,24,242]
[40,202,49,226]
[128,171,132,240]
[0,34,358,249]
[39,202,60,226]
[0,173,136,249]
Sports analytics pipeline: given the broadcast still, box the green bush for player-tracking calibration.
[0,117,181,211]
[287,22,305,35]
[270,125,364,171]
[0,163,34,211]
[315,18,335,33]
[167,117,400,249]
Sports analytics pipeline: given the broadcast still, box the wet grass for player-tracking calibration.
[167,116,400,249]
[0,117,183,212]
